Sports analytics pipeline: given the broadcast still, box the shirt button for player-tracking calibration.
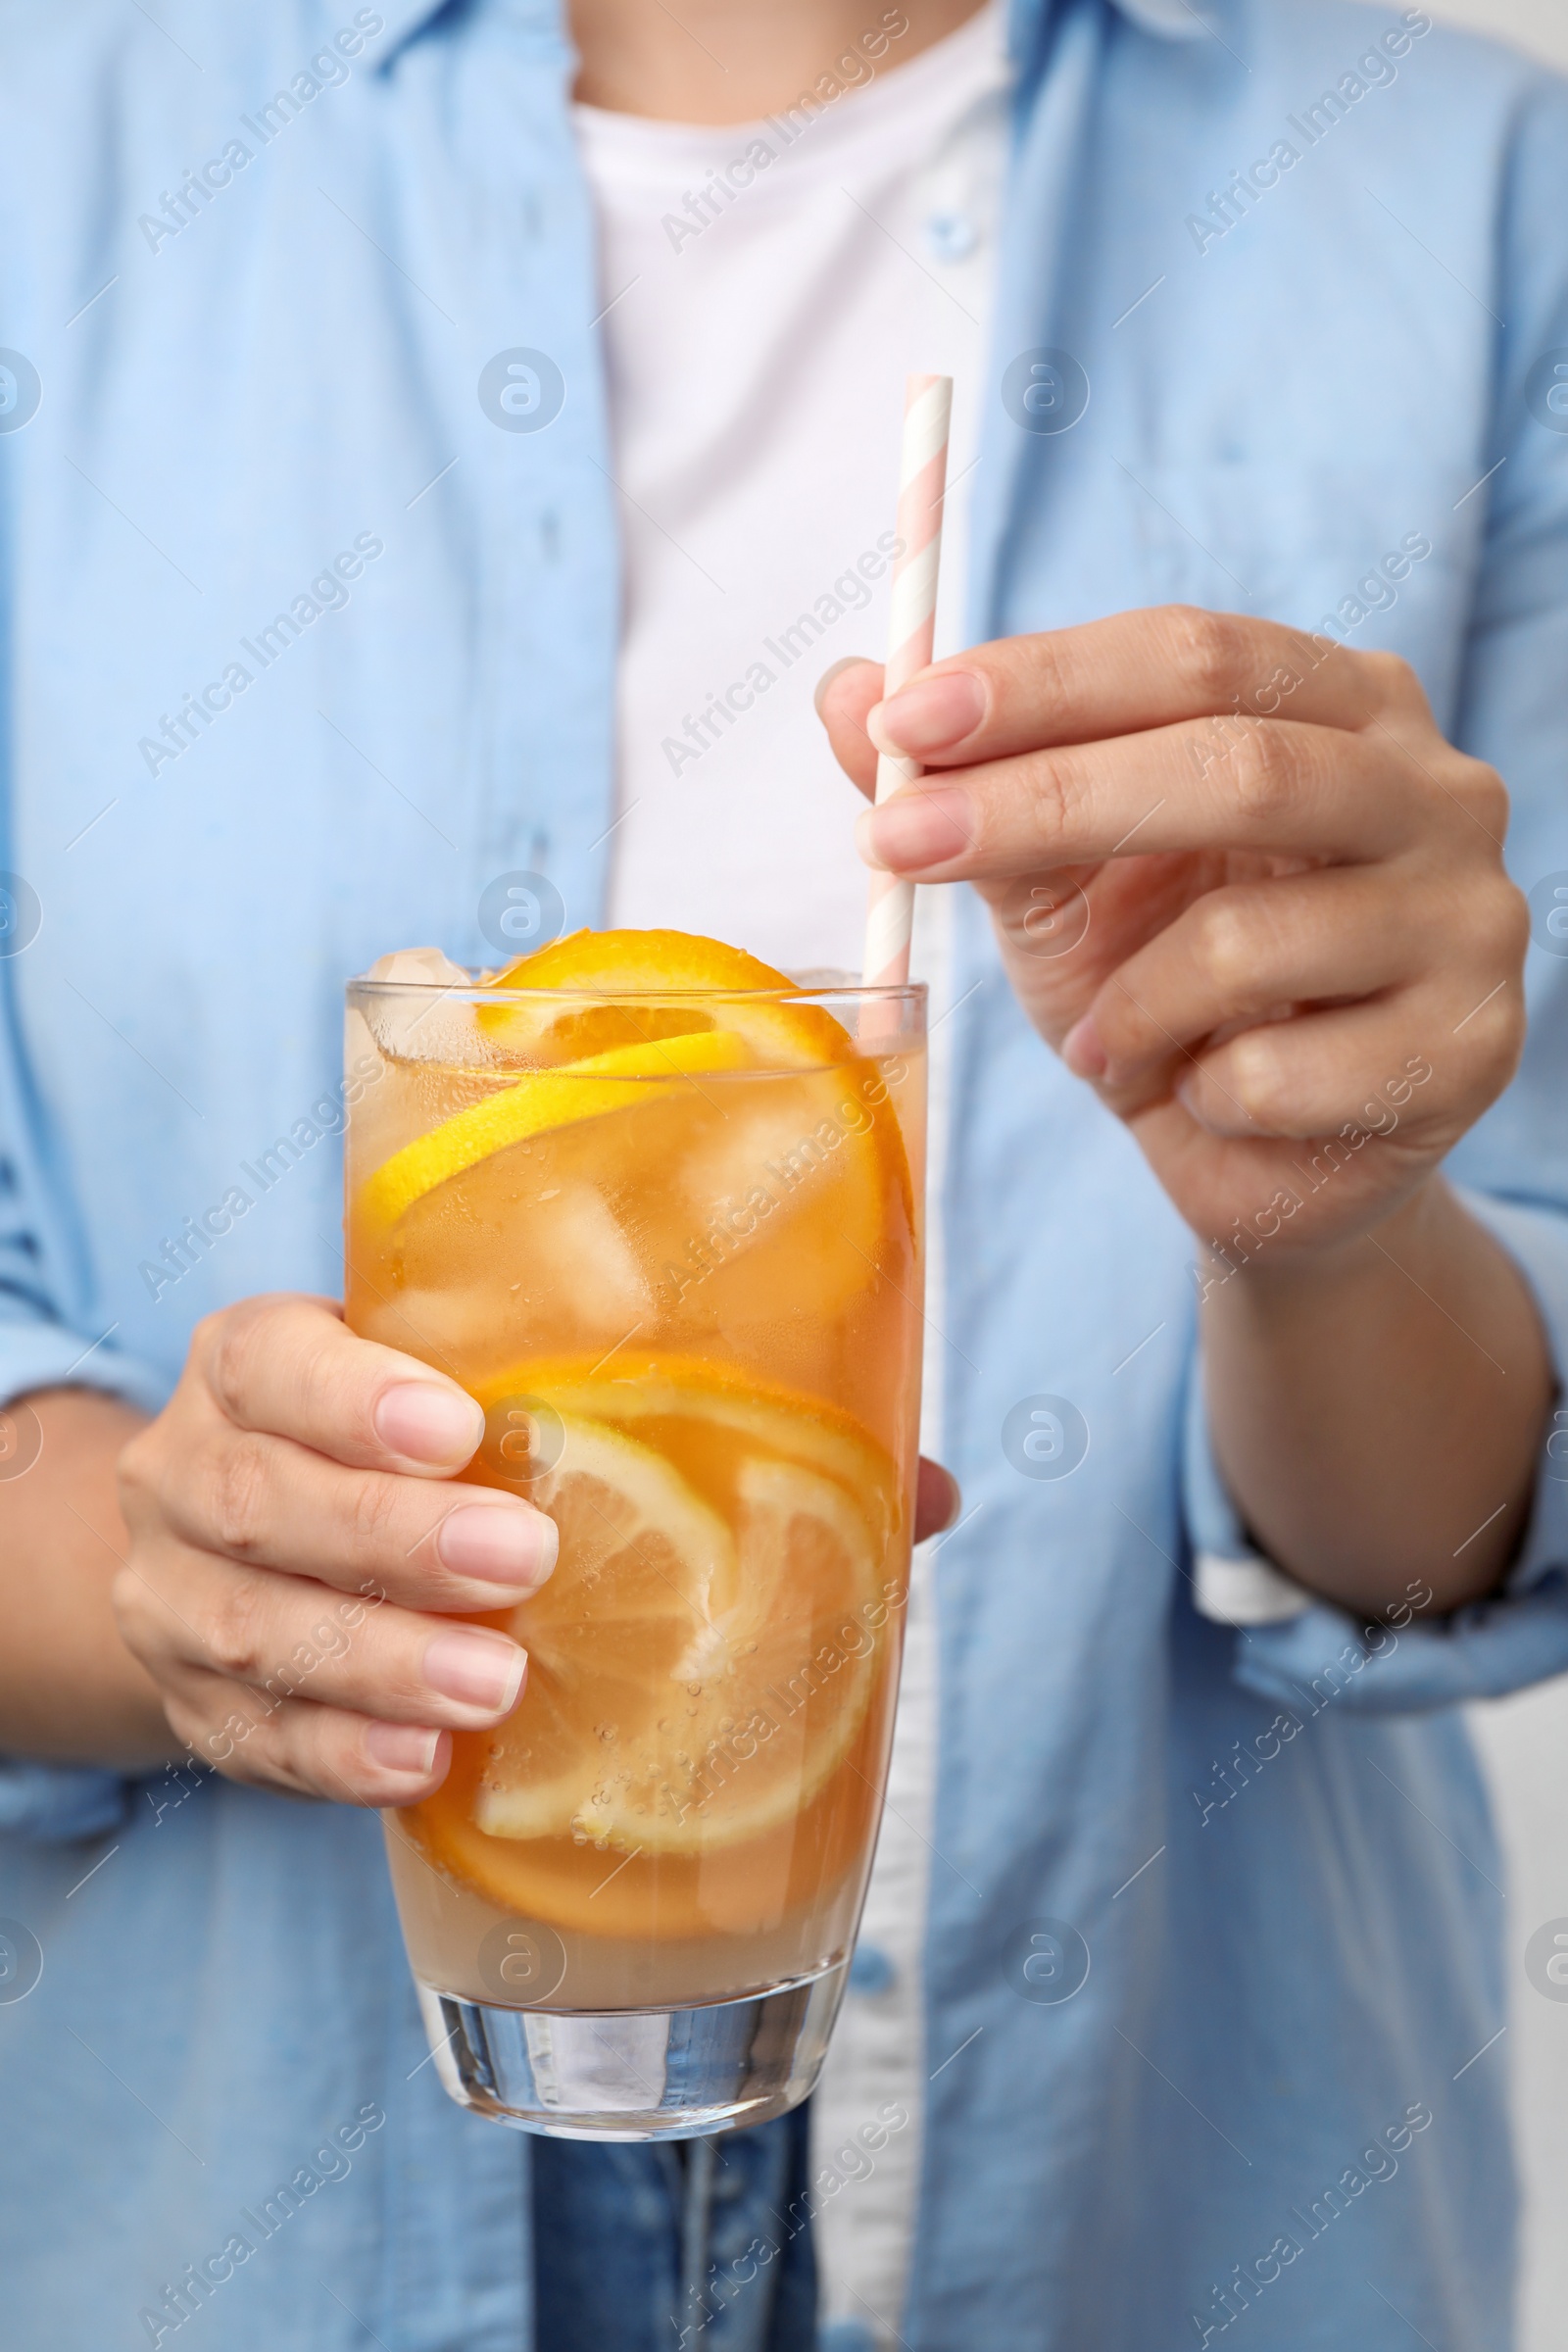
[925,210,978,262]
[849,1942,897,1996]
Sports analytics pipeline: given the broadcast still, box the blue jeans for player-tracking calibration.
[532,2106,818,2350]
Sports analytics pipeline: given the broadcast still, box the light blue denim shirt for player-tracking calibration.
[3,0,1568,2345]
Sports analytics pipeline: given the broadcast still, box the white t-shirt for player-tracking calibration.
[576,15,1009,2339]
[583,1,1007,971]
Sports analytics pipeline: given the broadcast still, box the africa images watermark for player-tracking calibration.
[195,1580,389,1771]
[136,11,386,256]
[1316,529,1432,642]
[674,1570,906,1830]
[136,533,385,779]
[659,1055,909,1308]
[139,1054,383,1300]
[662,530,904,776]
[1185,9,1433,257]
[144,1756,209,1829]
[661,10,910,255]
[1189,2099,1435,2343]
[1190,1052,1436,1303]
[674,2101,911,2344]
[1188,532,1434,781]
[136,2102,386,2345]
[1190,1574,1437,1831]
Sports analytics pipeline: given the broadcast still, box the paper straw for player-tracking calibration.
[861,372,954,991]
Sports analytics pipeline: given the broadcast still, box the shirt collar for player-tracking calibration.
[1010,0,1218,48]
[368,0,1218,73]
[365,0,568,65]
[362,0,446,62]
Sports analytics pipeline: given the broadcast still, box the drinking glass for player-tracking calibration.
[343,966,925,2137]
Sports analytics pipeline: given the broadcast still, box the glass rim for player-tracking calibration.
[346,971,928,1005]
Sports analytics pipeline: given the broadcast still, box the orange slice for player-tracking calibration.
[490,928,798,996]
[477,927,857,1072]
[466,1363,894,1859]
[491,1350,902,1550]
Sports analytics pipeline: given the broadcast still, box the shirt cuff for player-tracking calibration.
[0,1313,171,1422]
[1182,1190,1568,1716]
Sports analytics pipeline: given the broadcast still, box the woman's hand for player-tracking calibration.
[822,606,1550,1606]
[108,1294,964,1804]
[112,1295,558,1806]
[821,607,1529,1263]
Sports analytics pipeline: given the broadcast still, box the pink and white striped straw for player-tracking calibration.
[860,371,954,991]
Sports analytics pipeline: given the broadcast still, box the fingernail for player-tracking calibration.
[374,1381,483,1467]
[858,787,972,874]
[422,1630,526,1713]
[365,1721,441,1774]
[868,671,985,758]
[438,1503,558,1590]
[1062,1015,1108,1079]
[813,655,875,718]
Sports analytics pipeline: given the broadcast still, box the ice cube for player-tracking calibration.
[376,1180,653,1375]
[366,947,470,988]
[358,946,477,1060]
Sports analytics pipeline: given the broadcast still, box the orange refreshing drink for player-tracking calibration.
[344,930,925,2134]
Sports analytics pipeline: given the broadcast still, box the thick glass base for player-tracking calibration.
[415,1960,849,2139]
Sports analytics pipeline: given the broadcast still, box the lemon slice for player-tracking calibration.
[470,1374,888,1858]
[356,1027,749,1233]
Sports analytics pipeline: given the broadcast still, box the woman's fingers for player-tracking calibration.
[114,1541,526,1730]
[138,1410,557,1611]
[816,656,885,796]
[112,1289,561,1805]
[156,1655,455,1806]
[858,607,1431,770]
[856,715,1435,882]
[189,1292,485,1475]
[1069,867,1449,1085]
[1172,987,1522,1143]
[1063,854,1528,1133]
